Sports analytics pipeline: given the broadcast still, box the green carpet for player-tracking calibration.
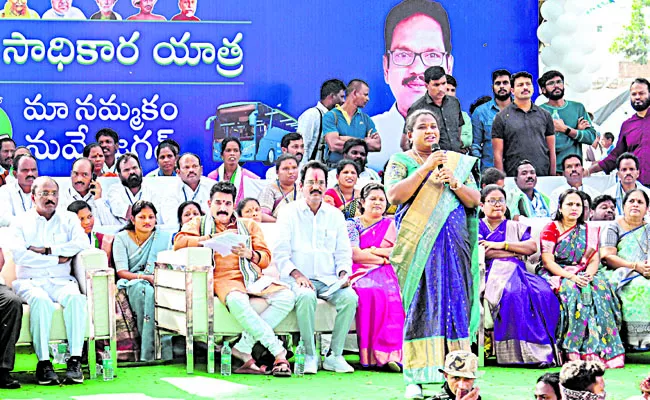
[4,353,649,400]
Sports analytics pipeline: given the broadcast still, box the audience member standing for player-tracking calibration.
[0,135,15,187]
[445,74,472,153]
[538,71,596,174]
[403,66,464,153]
[588,78,650,186]
[471,70,512,171]
[492,71,556,177]
[96,128,120,176]
[298,79,346,163]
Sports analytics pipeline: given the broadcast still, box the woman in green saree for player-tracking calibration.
[601,188,650,350]
[385,109,481,400]
[113,200,172,361]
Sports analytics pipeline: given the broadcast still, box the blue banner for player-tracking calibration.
[0,0,539,176]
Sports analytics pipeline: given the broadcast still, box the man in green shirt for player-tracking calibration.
[538,70,596,174]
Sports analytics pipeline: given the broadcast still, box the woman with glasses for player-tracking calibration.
[539,189,624,368]
[385,109,480,399]
[479,185,560,366]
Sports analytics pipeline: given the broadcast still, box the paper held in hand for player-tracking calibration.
[200,232,249,257]
[320,276,349,298]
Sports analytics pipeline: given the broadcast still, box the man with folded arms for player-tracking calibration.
[274,160,358,374]
[10,177,90,385]
[174,182,294,377]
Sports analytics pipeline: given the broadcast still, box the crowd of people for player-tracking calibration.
[0,62,648,399]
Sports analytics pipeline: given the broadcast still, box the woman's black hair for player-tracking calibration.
[220,136,242,156]
[82,142,102,158]
[236,197,260,218]
[176,201,204,226]
[359,182,387,215]
[480,184,507,203]
[554,188,585,225]
[537,373,561,400]
[336,159,361,176]
[67,200,91,214]
[120,200,157,232]
[622,188,650,209]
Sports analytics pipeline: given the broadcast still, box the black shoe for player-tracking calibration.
[65,356,84,384]
[0,368,20,389]
[36,361,59,385]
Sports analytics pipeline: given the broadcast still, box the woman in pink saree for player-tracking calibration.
[346,183,404,372]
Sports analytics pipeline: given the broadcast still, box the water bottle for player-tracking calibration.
[294,339,305,377]
[221,341,232,376]
[92,232,100,249]
[551,109,560,120]
[102,346,114,381]
[579,272,593,305]
[51,343,68,364]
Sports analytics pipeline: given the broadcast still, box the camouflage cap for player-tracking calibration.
[438,350,478,379]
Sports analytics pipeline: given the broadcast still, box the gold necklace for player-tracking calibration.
[411,149,429,165]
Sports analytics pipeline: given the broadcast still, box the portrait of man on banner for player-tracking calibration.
[172,0,200,21]
[90,0,122,20]
[368,0,453,171]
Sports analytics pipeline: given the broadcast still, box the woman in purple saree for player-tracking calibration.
[347,183,404,371]
[479,185,560,366]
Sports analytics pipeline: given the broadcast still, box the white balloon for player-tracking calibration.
[556,14,578,34]
[571,74,593,93]
[565,1,590,15]
[537,21,557,44]
[541,0,564,21]
[551,34,573,55]
[585,57,601,74]
[563,56,587,74]
[541,46,559,66]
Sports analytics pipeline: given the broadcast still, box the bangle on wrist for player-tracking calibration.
[632,262,638,272]
[504,242,509,251]
[450,181,462,191]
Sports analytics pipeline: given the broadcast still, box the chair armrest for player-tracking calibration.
[73,248,109,295]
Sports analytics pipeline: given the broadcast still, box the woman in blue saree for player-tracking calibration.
[479,185,560,366]
[113,200,172,362]
[385,109,481,400]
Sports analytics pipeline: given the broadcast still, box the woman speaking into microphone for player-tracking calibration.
[385,109,481,399]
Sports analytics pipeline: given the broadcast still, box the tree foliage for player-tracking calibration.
[610,0,650,64]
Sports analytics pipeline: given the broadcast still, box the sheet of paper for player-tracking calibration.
[199,232,248,257]
[320,277,348,298]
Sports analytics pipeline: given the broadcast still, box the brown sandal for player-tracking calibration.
[271,359,292,377]
[234,358,267,375]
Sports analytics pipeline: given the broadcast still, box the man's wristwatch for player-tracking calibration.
[565,127,571,135]
[45,247,52,255]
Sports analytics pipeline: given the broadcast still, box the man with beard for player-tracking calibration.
[327,139,380,190]
[95,128,119,176]
[550,155,600,207]
[42,0,86,19]
[588,78,650,186]
[603,153,650,215]
[58,158,117,226]
[370,0,453,171]
[90,0,121,20]
[590,195,616,222]
[171,0,199,21]
[323,80,381,168]
[106,153,162,224]
[492,71,556,177]
[298,79,346,163]
[471,70,512,171]
[0,154,38,227]
[9,177,90,385]
[0,135,16,186]
[538,71,596,174]
[506,160,553,219]
[265,132,305,180]
[160,153,213,224]
[402,66,464,153]
[274,161,357,374]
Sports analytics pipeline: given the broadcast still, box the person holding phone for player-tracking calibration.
[428,351,481,400]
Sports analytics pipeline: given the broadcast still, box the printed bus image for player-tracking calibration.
[209,102,298,165]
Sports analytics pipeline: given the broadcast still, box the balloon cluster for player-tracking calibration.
[537,0,600,97]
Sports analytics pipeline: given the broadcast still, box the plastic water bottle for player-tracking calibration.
[294,339,305,377]
[92,232,100,249]
[51,343,68,364]
[102,346,114,381]
[551,109,561,120]
[221,341,232,376]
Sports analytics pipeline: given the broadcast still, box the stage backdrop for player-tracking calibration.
[0,0,539,176]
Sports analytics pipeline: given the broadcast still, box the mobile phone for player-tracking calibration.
[90,173,98,195]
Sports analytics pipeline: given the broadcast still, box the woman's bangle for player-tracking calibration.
[632,262,638,272]
[416,170,426,180]
[504,242,509,251]
[450,181,463,191]
[137,273,141,280]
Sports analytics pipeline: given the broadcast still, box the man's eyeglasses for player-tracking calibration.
[387,50,451,68]
[36,191,58,198]
[545,79,564,87]
[305,180,326,186]
[485,199,506,206]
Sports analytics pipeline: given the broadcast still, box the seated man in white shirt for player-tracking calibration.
[0,154,38,227]
[161,152,213,224]
[58,158,118,226]
[265,132,305,180]
[603,152,650,215]
[327,139,380,190]
[550,154,600,206]
[106,153,161,224]
[146,139,180,177]
[10,177,90,385]
[274,160,358,374]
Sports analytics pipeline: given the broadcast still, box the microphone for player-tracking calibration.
[431,143,443,170]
